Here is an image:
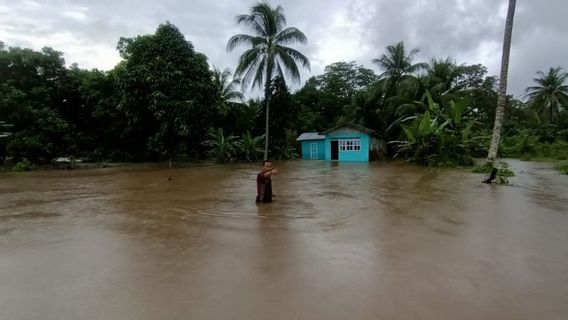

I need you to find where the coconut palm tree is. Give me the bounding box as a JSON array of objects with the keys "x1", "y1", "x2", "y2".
[
  {"x1": 227, "y1": 1, "x2": 310, "y2": 160},
  {"x1": 372, "y1": 41, "x2": 427, "y2": 97},
  {"x1": 486, "y1": 0, "x2": 516, "y2": 165},
  {"x1": 525, "y1": 67, "x2": 568, "y2": 123},
  {"x1": 212, "y1": 66, "x2": 244, "y2": 113},
  {"x1": 424, "y1": 57, "x2": 465, "y2": 98}
]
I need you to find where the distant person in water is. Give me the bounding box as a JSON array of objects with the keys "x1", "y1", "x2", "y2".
[{"x1": 256, "y1": 160, "x2": 278, "y2": 203}]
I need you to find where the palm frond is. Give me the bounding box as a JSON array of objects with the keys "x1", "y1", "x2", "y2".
[
  {"x1": 274, "y1": 27, "x2": 307, "y2": 45},
  {"x1": 226, "y1": 91, "x2": 245, "y2": 102},
  {"x1": 274, "y1": 62, "x2": 286, "y2": 83},
  {"x1": 227, "y1": 34, "x2": 265, "y2": 52},
  {"x1": 278, "y1": 46, "x2": 310, "y2": 69},
  {"x1": 251, "y1": 2, "x2": 283, "y2": 36},
  {"x1": 249, "y1": 56, "x2": 267, "y2": 90},
  {"x1": 276, "y1": 49, "x2": 301, "y2": 84},
  {"x1": 235, "y1": 48, "x2": 261, "y2": 76},
  {"x1": 273, "y1": 5, "x2": 286, "y2": 31},
  {"x1": 236, "y1": 14, "x2": 267, "y2": 37}
]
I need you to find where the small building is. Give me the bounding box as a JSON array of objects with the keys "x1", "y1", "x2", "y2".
[
  {"x1": 296, "y1": 132, "x2": 326, "y2": 160},
  {"x1": 297, "y1": 123, "x2": 378, "y2": 162}
]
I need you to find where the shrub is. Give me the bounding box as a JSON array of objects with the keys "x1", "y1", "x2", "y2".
[
  {"x1": 555, "y1": 161, "x2": 568, "y2": 175},
  {"x1": 473, "y1": 161, "x2": 515, "y2": 184},
  {"x1": 496, "y1": 162, "x2": 515, "y2": 184},
  {"x1": 13, "y1": 158, "x2": 34, "y2": 172}
]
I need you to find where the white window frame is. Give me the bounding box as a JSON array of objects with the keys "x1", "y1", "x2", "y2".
[
  {"x1": 338, "y1": 138, "x2": 361, "y2": 152},
  {"x1": 310, "y1": 143, "x2": 318, "y2": 159}
]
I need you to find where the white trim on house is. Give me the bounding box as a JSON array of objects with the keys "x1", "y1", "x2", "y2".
[
  {"x1": 310, "y1": 143, "x2": 318, "y2": 159},
  {"x1": 338, "y1": 138, "x2": 361, "y2": 152}
]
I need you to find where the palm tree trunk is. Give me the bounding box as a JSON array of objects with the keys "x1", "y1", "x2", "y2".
[
  {"x1": 486, "y1": 0, "x2": 516, "y2": 165},
  {"x1": 263, "y1": 61, "x2": 274, "y2": 161},
  {"x1": 264, "y1": 99, "x2": 270, "y2": 160}
]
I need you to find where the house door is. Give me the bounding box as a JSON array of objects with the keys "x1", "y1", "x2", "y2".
[
  {"x1": 330, "y1": 141, "x2": 339, "y2": 160},
  {"x1": 310, "y1": 143, "x2": 318, "y2": 159}
]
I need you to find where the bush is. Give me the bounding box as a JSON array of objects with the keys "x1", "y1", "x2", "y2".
[
  {"x1": 556, "y1": 129, "x2": 568, "y2": 142},
  {"x1": 502, "y1": 135, "x2": 568, "y2": 161},
  {"x1": 496, "y1": 162, "x2": 515, "y2": 184},
  {"x1": 472, "y1": 161, "x2": 515, "y2": 184},
  {"x1": 272, "y1": 129, "x2": 299, "y2": 160},
  {"x1": 13, "y1": 158, "x2": 34, "y2": 172},
  {"x1": 555, "y1": 161, "x2": 568, "y2": 175},
  {"x1": 527, "y1": 141, "x2": 568, "y2": 160}
]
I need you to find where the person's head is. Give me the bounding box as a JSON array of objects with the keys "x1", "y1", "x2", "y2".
[{"x1": 262, "y1": 160, "x2": 272, "y2": 172}]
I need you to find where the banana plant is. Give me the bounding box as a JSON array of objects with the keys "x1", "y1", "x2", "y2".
[
  {"x1": 390, "y1": 90, "x2": 478, "y2": 166},
  {"x1": 203, "y1": 128, "x2": 242, "y2": 163},
  {"x1": 240, "y1": 131, "x2": 264, "y2": 162}
]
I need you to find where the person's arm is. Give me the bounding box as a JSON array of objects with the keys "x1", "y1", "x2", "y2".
[{"x1": 263, "y1": 168, "x2": 278, "y2": 178}]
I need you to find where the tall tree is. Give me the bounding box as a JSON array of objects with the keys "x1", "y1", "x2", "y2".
[
  {"x1": 293, "y1": 61, "x2": 379, "y2": 131},
  {"x1": 372, "y1": 41, "x2": 426, "y2": 98},
  {"x1": 0, "y1": 47, "x2": 72, "y2": 162},
  {"x1": 524, "y1": 67, "x2": 568, "y2": 123},
  {"x1": 318, "y1": 61, "x2": 379, "y2": 99},
  {"x1": 227, "y1": 1, "x2": 310, "y2": 160},
  {"x1": 116, "y1": 22, "x2": 215, "y2": 165},
  {"x1": 486, "y1": 0, "x2": 516, "y2": 165}
]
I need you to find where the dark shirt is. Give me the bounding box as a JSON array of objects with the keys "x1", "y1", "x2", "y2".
[{"x1": 256, "y1": 171, "x2": 272, "y2": 203}]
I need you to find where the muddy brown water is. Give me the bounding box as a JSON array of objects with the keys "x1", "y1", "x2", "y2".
[{"x1": 1, "y1": 160, "x2": 567, "y2": 320}]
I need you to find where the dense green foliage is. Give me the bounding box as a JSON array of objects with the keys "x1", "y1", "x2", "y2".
[
  {"x1": 115, "y1": 22, "x2": 216, "y2": 163},
  {"x1": 390, "y1": 92, "x2": 479, "y2": 167},
  {"x1": 0, "y1": 8, "x2": 566, "y2": 170}
]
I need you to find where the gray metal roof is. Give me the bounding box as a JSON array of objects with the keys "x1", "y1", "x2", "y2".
[{"x1": 296, "y1": 132, "x2": 325, "y2": 141}]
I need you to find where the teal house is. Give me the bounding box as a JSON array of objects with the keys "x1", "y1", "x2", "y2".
[{"x1": 297, "y1": 123, "x2": 377, "y2": 162}]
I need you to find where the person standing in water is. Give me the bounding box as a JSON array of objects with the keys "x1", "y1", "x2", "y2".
[{"x1": 256, "y1": 160, "x2": 278, "y2": 203}]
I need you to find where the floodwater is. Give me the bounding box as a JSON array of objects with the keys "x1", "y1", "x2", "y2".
[{"x1": 1, "y1": 160, "x2": 567, "y2": 320}]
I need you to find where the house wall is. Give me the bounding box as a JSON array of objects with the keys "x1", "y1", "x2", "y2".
[
  {"x1": 369, "y1": 137, "x2": 387, "y2": 160},
  {"x1": 301, "y1": 140, "x2": 325, "y2": 160},
  {"x1": 325, "y1": 132, "x2": 370, "y2": 162}
]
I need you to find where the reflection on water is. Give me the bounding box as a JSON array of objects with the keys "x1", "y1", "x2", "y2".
[{"x1": 1, "y1": 160, "x2": 567, "y2": 319}]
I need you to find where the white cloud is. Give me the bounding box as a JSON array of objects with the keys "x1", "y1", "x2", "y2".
[
  {"x1": 0, "y1": 0, "x2": 566, "y2": 98},
  {"x1": 61, "y1": 7, "x2": 90, "y2": 22}
]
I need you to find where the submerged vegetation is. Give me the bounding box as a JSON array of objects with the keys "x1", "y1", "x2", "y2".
[
  {"x1": 473, "y1": 161, "x2": 515, "y2": 185},
  {"x1": 555, "y1": 162, "x2": 568, "y2": 175},
  {"x1": 0, "y1": 2, "x2": 566, "y2": 173}
]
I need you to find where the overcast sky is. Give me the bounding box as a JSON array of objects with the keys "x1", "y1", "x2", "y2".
[{"x1": 1, "y1": 0, "x2": 567, "y2": 98}]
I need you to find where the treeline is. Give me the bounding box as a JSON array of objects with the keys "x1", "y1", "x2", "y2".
[{"x1": 1, "y1": 22, "x2": 567, "y2": 168}]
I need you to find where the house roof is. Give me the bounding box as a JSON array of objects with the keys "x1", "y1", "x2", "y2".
[
  {"x1": 296, "y1": 132, "x2": 325, "y2": 141},
  {"x1": 322, "y1": 123, "x2": 376, "y2": 135}
]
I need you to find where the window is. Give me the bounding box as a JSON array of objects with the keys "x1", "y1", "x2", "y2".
[{"x1": 338, "y1": 138, "x2": 361, "y2": 152}]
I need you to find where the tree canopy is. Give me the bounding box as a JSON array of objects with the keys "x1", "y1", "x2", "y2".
[{"x1": 0, "y1": 14, "x2": 566, "y2": 168}]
